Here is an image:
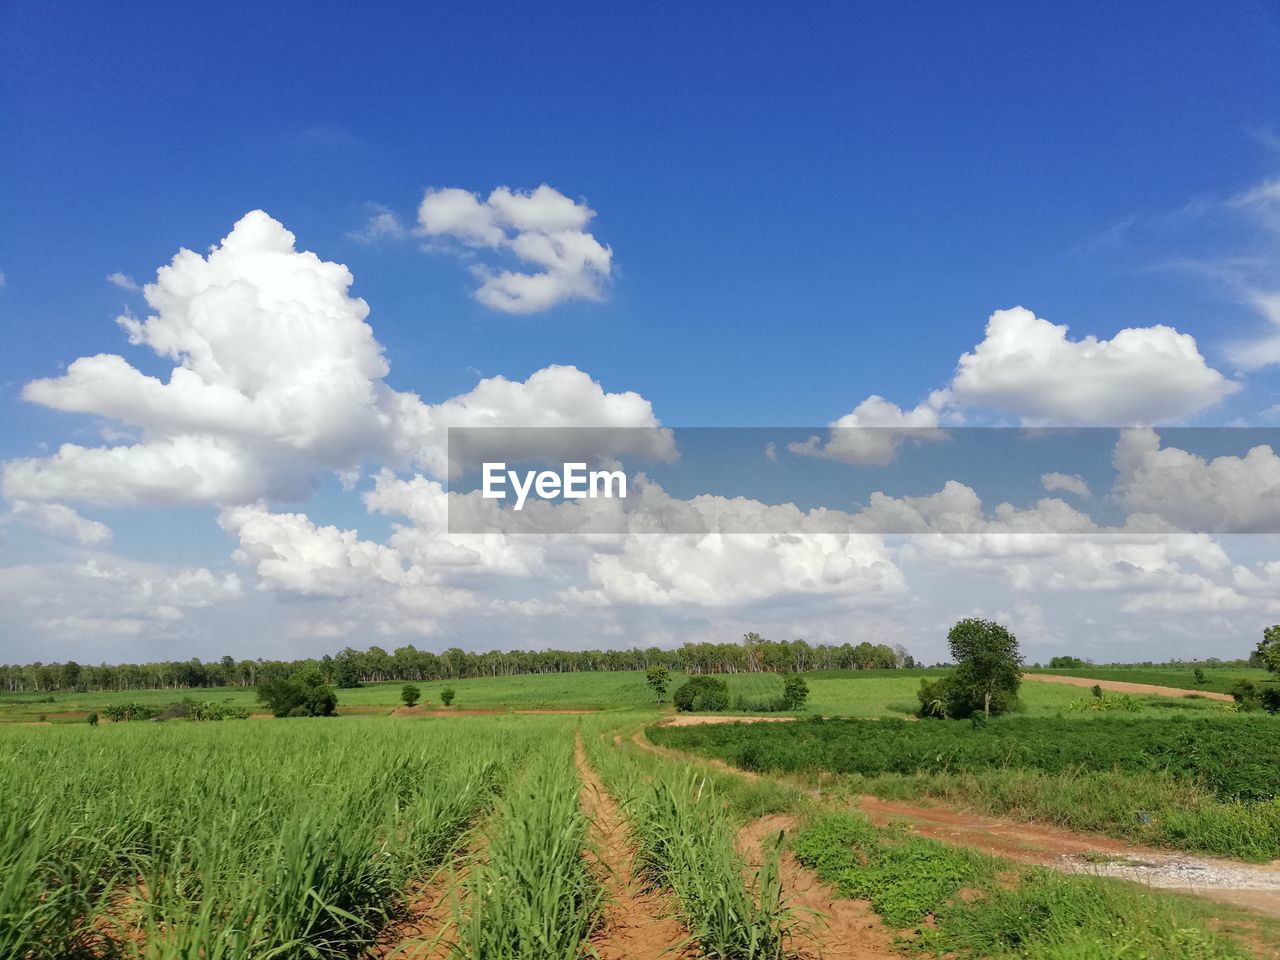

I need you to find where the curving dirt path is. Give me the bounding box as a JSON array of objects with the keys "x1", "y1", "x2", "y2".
[
  {"x1": 1023, "y1": 673, "x2": 1234, "y2": 701},
  {"x1": 737, "y1": 814, "x2": 898, "y2": 960},
  {"x1": 574, "y1": 738, "x2": 697, "y2": 960},
  {"x1": 631, "y1": 723, "x2": 1280, "y2": 920}
]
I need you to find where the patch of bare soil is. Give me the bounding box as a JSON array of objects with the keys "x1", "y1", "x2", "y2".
[
  {"x1": 368, "y1": 831, "x2": 489, "y2": 959},
  {"x1": 574, "y1": 737, "x2": 696, "y2": 960},
  {"x1": 853, "y1": 795, "x2": 1280, "y2": 919},
  {"x1": 1023, "y1": 673, "x2": 1234, "y2": 701},
  {"x1": 736, "y1": 814, "x2": 899, "y2": 960},
  {"x1": 366, "y1": 866, "x2": 456, "y2": 960},
  {"x1": 662, "y1": 715, "x2": 799, "y2": 727}
]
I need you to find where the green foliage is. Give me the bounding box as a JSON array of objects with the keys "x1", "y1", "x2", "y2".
[
  {"x1": 1194, "y1": 667, "x2": 1207, "y2": 684},
  {"x1": 400, "y1": 683, "x2": 421, "y2": 707},
  {"x1": 781, "y1": 676, "x2": 809, "y2": 710},
  {"x1": 946, "y1": 618, "x2": 1023, "y2": 719},
  {"x1": 86, "y1": 712, "x2": 97, "y2": 726},
  {"x1": 919, "y1": 869, "x2": 1249, "y2": 959},
  {"x1": 792, "y1": 812, "x2": 988, "y2": 927},
  {"x1": 1231, "y1": 679, "x2": 1280, "y2": 714},
  {"x1": 440, "y1": 686, "x2": 456, "y2": 707},
  {"x1": 1047, "y1": 655, "x2": 1087, "y2": 668},
  {"x1": 256, "y1": 667, "x2": 338, "y2": 718},
  {"x1": 645, "y1": 664, "x2": 671, "y2": 702},
  {"x1": 587, "y1": 739, "x2": 791, "y2": 959},
  {"x1": 651, "y1": 714, "x2": 1280, "y2": 802},
  {"x1": 0, "y1": 715, "x2": 536, "y2": 958},
  {"x1": 917, "y1": 674, "x2": 1020, "y2": 720},
  {"x1": 454, "y1": 747, "x2": 600, "y2": 960},
  {"x1": 1256, "y1": 624, "x2": 1280, "y2": 675},
  {"x1": 673, "y1": 675, "x2": 730, "y2": 712},
  {"x1": 102, "y1": 701, "x2": 160, "y2": 722},
  {"x1": 793, "y1": 815, "x2": 1251, "y2": 956}
]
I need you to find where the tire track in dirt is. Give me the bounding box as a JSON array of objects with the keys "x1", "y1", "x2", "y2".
[
  {"x1": 736, "y1": 814, "x2": 899, "y2": 960},
  {"x1": 367, "y1": 831, "x2": 488, "y2": 959},
  {"x1": 574, "y1": 736, "x2": 697, "y2": 960}
]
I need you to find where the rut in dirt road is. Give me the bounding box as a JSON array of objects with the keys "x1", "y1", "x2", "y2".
[
  {"x1": 736, "y1": 814, "x2": 899, "y2": 960},
  {"x1": 574, "y1": 737, "x2": 698, "y2": 960}
]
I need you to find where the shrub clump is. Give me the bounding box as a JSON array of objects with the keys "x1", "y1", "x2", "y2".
[
  {"x1": 673, "y1": 675, "x2": 730, "y2": 712},
  {"x1": 257, "y1": 667, "x2": 338, "y2": 718}
]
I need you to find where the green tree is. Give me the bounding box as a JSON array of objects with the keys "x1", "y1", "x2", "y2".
[
  {"x1": 645, "y1": 665, "x2": 671, "y2": 703},
  {"x1": 948, "y1": 618, "x2": 1023, "y2": 719},
  {"x1": 1255, "y1": 625, "x2": 1280, "y2": 675},
  {"x1": 333, "y1": 649, "x2": 363, "y2": 688},
  {"x1": 781, "y1": 676, "x2": 809, "y2": 710},
  {"x1": 256, "y1": 667, "x2": 338, "y2": 718},
  {"x1": 441, "y1": 687, "x2": 456, "y2": 707},
  {"x1": 401, "y1": 683, "x2": 421, "y2": 707}
]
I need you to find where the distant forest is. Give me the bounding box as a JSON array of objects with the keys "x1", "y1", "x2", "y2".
[{"x1": 0, "y1": 635, "x2": 916, "y2": 693}]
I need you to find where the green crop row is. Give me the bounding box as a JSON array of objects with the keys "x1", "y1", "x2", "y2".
[
  {"x1": 452, "y1": 741, "x2": 601, "y2": 960},
  {"x1": 585, "y1": 733, "x2": 792, "y2": 960},
  {"x1": 0, "y1": 717, "x2": 545, "y2": 959}
]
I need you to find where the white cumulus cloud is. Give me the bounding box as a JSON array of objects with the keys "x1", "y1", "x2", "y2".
[
  {"x1": 950, "y1": 307, "x2": 1237, "y2": 425},
  {"x1": 4, "y1": 211, "x2": 665, "y2": 507},
  {"x1": 417, "y1": 185, "x2": 612, "y2": 313}
]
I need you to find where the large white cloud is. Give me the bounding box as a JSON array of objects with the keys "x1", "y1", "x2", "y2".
[
  {"x1": 949, "y1": 307, "x2": 1237, "y2": 424},
  {"x1": 4, "y1": 211, "x2": 666, "y2": 507},
  {"x1": 417, "y1": 185, "x2": 613, "y2": 313},
  {"x1": 1113, "y1": 428, "x2": 1280, "y2": 533}
]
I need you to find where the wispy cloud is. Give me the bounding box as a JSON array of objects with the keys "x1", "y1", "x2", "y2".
[{"x1": 107, "y1": 272, "x2": 140, "y2": 291}]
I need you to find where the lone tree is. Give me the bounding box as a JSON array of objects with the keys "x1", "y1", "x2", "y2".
[
  {"x1": 645, "y1": 665, "x2": 671, "y2": 703},
  {"x1": 401, "y1": 684, "x2": 421, "y2": 708},
  {"x1": 782, "y1": 675, "x2": 809, "y2": 710},
  {"x1": 441, "y1": 687, "x2": 456, "y2": 707},
  {"x1": 949, "y1": 618, "x2": 1023, "y2": 720},
  {"x1": 918, "y1": 618, "x2": 1023, "y2": 720}
]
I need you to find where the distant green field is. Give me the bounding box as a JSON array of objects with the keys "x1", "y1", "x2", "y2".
[
  {"x1": 3, "y1": 666, "x2": 1254, "y2": 723},
  {"x1": 1032, "y1": 666, "x2": 1274, "y2": 695}
]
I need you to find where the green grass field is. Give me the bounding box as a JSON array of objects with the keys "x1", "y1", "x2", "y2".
[
  {"x1": 2, "y1": 685, "x2": 1277, "y2": 958},
  {"x1": 0, "y1": 666, "x2": 1253, "y2": 723}
]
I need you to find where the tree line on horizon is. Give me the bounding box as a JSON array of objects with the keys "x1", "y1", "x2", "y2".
[{"x1": 0, "y1": 634, "x2": 916, "y2": 694}]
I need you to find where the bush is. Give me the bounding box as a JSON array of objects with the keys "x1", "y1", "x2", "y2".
[
  {"x1": 87, "y1": 712, "x2": 98, "y2": 726},
  {"x1": 917, "y1": 675, "x2": 1020, "y2": 720},
  {"x1": 1048, "y1": 655, "x2": 1087, "y2": 669},
  {"x1": 441, "y1": 687, "x2": 456, "y2": 707},
  {"x1": 401, "y1": 684, "x2": 421, "y2": 707},
  {"x1": 672, "y1": 675, "x2": 730, "y2": 712},
  {"x1": 257, "y1": 667, "x2": 338, "y2": 718},
  {"x1": 782, "y1": 676, "x2": 809, "y2": 710}
]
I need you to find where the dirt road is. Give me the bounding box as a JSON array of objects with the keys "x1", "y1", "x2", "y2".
[{"x1": 1023, "y1": 673, "x2": 1234, "y2": 701}]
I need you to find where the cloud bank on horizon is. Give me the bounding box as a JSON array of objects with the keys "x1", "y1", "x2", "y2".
[{"x1": 3, "y1": 192, "x2": 1280, "y2": 666}]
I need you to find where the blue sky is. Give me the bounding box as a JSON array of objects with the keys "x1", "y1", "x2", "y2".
[{"x1": 2, "y1": 2, "x2": 1280, "y2": 665}]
